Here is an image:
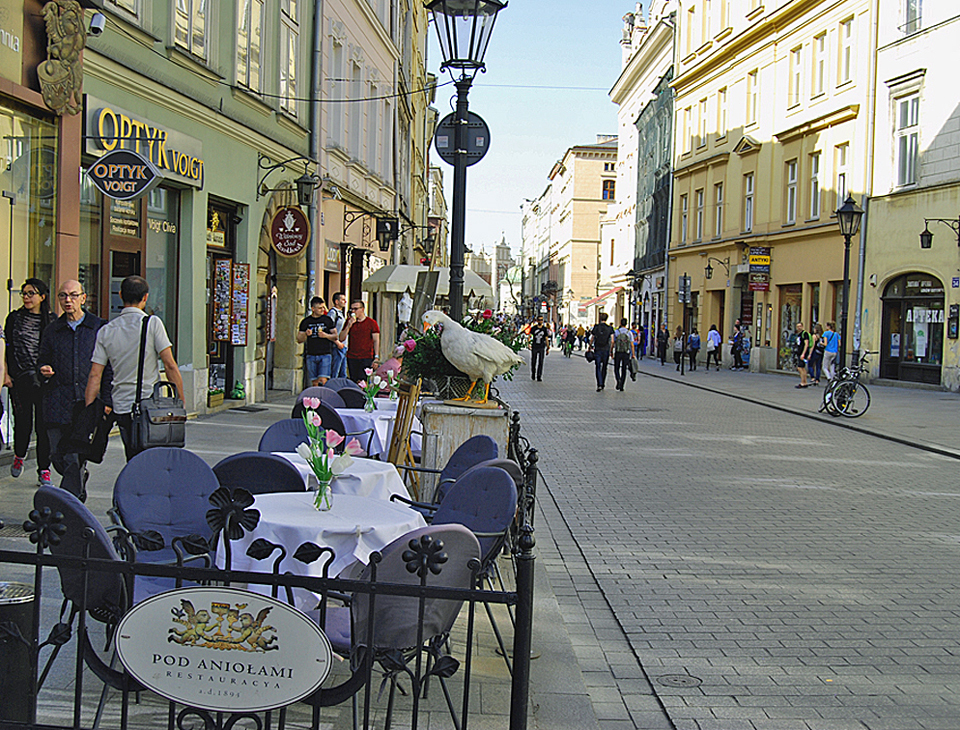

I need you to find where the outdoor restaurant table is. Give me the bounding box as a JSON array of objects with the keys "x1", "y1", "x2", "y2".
[
  {"x1": 337, "y1": 402, "x2": 423, "y2": 460},
  {"x1": 273, "y1": 453, "x2": 410, "y2": 500},
  {"x1": 216, "y1": 492, "x2": 427, "y2": 610}
]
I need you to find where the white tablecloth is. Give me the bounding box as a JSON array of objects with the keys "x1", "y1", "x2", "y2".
[
  {"x1": 273, "y1": 453, "x2": 409, "y2": 500},
  {"x1": 338, "y1": 405, "x2": 423, "y2": 460},
  {"x1": 216, "y1": 492, "x2": 427, "y2": 609}
]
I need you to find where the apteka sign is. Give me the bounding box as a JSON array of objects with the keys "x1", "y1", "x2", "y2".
[{"x1": 88, "y1": 149, "x2": 161, "y2": 201}]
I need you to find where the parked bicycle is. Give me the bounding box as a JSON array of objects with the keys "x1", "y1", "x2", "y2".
[
  {"x1": 562, "y1": 340, "x2": 573, "y2": 358},
  {"x1": 820, "y1": 351, "x2": 873, "y2": 418}
]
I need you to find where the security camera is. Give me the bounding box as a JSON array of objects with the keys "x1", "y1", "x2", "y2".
[{"x1": 89, "y1": 12, "x2": 106, "y2": 37}]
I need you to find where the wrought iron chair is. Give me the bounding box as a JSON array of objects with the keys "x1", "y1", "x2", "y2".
[
  {"x1": 257, "y1": 417, "x2": 309, "y2": 452},
  {"x1": 292, "y1": 385, "x2": 346, "y2": 417},
  {"x1": 213, "y1": 451, "x2": 306, "y2": 494},
  {"x1": 109, "y1": 448, "x2": 220, "y2": 575}
]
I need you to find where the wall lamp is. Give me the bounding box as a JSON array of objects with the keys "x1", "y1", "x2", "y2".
[
  {"x1": 257, "y1": 154, "x2": 319, "y2": 206},
  {"x1": 343, "y1": 210, "x2": 399, "y2": 252},
  {"x1": 704, "y1": 257, "x2": 730, "y2": 279},
  {"x1": 919, "y1": 217, "x2": 960, "y2": 249}
]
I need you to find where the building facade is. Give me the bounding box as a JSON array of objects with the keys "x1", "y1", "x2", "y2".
[
  {"x1": 862, "y1": 0, "x2": 960, "y2": 390},
  {"x1": 669, "y1": 0, "x2": 873, "y2": 370}
]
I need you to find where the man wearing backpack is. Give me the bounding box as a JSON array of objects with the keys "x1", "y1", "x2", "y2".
[{"x1": 612, "y1": 318, "x2": 633, "y2": 391}]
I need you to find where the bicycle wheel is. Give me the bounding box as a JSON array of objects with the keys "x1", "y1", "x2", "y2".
[
  {"x1": 820, "y1": 380, "x2": 842, "y2": 416},
  {"x1": 836, "y1": 381, "x2": 871, "y2": 418}
]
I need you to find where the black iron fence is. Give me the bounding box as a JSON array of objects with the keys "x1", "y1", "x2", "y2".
[{"x1": 0, "y1": 419, "x2": 539, "y2": 730}]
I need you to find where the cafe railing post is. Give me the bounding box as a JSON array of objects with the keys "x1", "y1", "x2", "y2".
[
  {"x1": 523, "y1": 449, "x2": 538, "y2": 528},
  {"x1": 509, "y1": 525, "x2": 535, "y2": 730}
]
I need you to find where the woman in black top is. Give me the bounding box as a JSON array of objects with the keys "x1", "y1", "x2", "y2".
[{"x1": 5, "y1": 278, "x2": 54, "y2": 484}]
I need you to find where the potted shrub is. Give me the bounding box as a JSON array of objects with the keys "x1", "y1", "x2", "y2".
[{"x1": 207, "y1": 387, "x2": 224, "y2": 408}]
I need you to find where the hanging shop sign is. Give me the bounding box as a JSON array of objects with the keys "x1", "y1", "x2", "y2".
[
  {"x1": 324, "y1": 239, "x2": 342, "y2": 273},
  {"x1": 0, "y1": 0, "x2": 23, "y2": 85},
  {"x1": 85, "y1": 97, "x2": 204, "y2": 189},
  {"x1": 270, "y1": 206, "x2": 311, "y2": 258},
  {"x1": 88, "y1": 149, "x2": 162, "y2": 201},
  {"x1": 115, "y1": 586, "x2": 332, "y2": 714}
]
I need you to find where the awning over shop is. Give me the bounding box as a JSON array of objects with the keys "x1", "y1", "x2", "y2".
[
  {"x1": 578, "y1": 286, "x2": 624, "y2": 310},
  {"x1": 361, "y1": 265, "x2": 494, "y2": 299}
]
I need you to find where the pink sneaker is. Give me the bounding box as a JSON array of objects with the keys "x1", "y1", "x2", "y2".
[
  {"x1": 10, "y1": 456, "x2": 23, "y2": 477},
  {"x1": 38, "y1": 469, "x2": 53, "y2": 487}
]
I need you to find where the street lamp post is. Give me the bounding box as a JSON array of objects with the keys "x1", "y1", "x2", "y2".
[
  {"x1": 834, "y1": 195, "x2": 864, "y2": 371},
  {"x1": 427, "y1": 0, "x2": 506, "y2": 322}
]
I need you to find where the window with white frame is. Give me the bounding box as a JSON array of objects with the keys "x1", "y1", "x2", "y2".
[
  {"x1": 789, "y1": 47, "x2": 802, "y2": 107},
  {"x1": 382, "y1": 99, "x2": 392, "y2": 180},
  {"x1": 785, "y1": 159, "x2": 797, "y2": 224},
  {"x1": 106, "y1": 0, "x2": 138, "y2": 15},
  {"x1": 746, "y1": 69, "x2": 758, "y2": 125},
  {"x1": 237, "y1": 0, "x2": 262, "y2": 92},
  {"x1": 175, "y1": 0, "x2": 206, "y2": 59},
  {"x1": 280, "y1": 0, "x2": 300, "y2": 115},
  {"x1": 680, "y1": 194, "x2": 689, "y2": 242},
  {"x1": 809, "y1": 152, "x2": 821, "y2": 219},
  {"x1": 695, "y1": 188, "x2": 704, "y2": 240},
  {"x1": 703, "y1": 0, "x2": 712, "y2": 42},
  {"x1": 349, "y1": 61, "x2": 363, "y2": 156},
  {"x1": 904, "y1": 0, "x2": 921, "y2": 34},
  {"x1": 366, "y1": 81, "x2": 379, "y2": 171},
  {"x1": 330, "y1": 38, "x2": 344, "y2": 146},
  {"x1": 683, "y1": 106, "x2": 693, "y2": 153},
  {"x1": 714, "y1": 182, "x2": 724, "y2": 237},
  {"x1": 812, "y1": 32, "x2": 826, "y2": 97},
  {"x1": 839, "y1": 17, "x2": 854, "y2": 84},
  {"x1": 717, "y1": 87, "x2": 727, "y2": 139},
  {"x1": 835, "y1": 143, "x2": 849, "y2": 202},
  {"x1": 698, "y1": 98, "x2": 708, "y2": 147},
  {"x1": 686, "y1": 6, "x2": 696, "y2": 54},
  {"x1": 743, "y1": 173, "x2": 754, "y2": 232},
  {"x1": 896, "y1": 94, "x2": 919, "y2": 186}
]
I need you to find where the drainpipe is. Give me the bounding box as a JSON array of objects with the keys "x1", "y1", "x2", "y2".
[
  {"x1": 853, "y1": 0, "x2": 880, "y2": 364},
  {"x1": 308, "y1": 0, "x2": 325, "y2": 299}
]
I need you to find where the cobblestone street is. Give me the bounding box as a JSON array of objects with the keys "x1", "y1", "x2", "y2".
[{"x1": 501, "y1": 350, "x2": 960, "y2": 730}]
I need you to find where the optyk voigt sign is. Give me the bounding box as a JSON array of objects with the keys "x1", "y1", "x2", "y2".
[
  {"x1": 88, "y1": 149, "x2": 161, "y2": 201},
  {"x1": 115, "y1": 587, "x2": 333, "y2": 713}
]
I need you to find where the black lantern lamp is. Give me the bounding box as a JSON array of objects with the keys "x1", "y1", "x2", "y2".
[
  {"x1": 427, "y1": 0, "x2": 506, "y2": 77},
  {"x1": 918, "y1": 217, "x2": 960, "y2": 248},
  {"x1": 703, "y1": 257, "x2": 730, "y2": 280},
  {"x1": 295, "y1": 171, "x2": 321, "y2": 207},
  {"x1": 833, "y1": 194, "x2": 865, "y2": 371},
  {"x1": 427, "y1": 0, "x2": 506, "y2": 322}
]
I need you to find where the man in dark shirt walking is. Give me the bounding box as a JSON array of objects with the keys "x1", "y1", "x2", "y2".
[
  {"x1": 297, "y1": 297, "x2": 338, "y2": 386},
  {"x1": 38, "y1": 280, "x2": 112, "y2": 500},
  {"x1": 529, "y1": 315, "x2": 550, "y2": 381},
  {"x1": 588, "y1": 312, "x2": 615, "y2": 392}
]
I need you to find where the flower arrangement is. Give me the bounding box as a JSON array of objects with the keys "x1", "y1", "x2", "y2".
[
  {"x1": 357, "y1": 369, "x2": 387, "y2": 411},
  {"x1": 298, "y1": 397, "x2": 363, "y2": 510},
  {"x1": 384, "y1": 368, "x2": 401, "y2": 400},
  {"x1": 400, "y1": 311, "x2": 525, "y2": 384}
]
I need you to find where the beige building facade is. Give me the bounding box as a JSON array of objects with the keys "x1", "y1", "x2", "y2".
[{"x1": 670, "y1": 0, "x2": 873, "y2": 370}]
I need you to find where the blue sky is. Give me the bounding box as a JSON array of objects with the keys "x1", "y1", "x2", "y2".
[{"x1": 426, "y1": 2, "x2": 628, "y2": 259}]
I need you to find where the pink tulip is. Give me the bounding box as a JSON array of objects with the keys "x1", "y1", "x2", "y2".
[
  {"x1": 325, "y1": 429, "x2": 344, "y2": 447},
  {"x1": 327, "y1": 447, "x2": 335, "y2": 461},
  {"x1": 364, "y1": 367, "x2": 374, "y2": 376},
  {"x1": 344, "y1": 438, "x2": 363, "y2": 456},
  {"x1": 404, "y1": 339, "x2": 417, "y2": 352},
  {"x1": 303, "y1": 396, "x2": 321, "y2": 409},
  {"x1": 358, "y1": 380, "x2": 367, "y2": 388},
  {"x1": 308, "y1": 412, "x2": 322, "y2": 428}
]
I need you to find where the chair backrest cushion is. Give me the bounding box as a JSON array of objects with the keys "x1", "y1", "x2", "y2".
[
  {"x1": 337, "y1": 388, "x2": 367, "y2": 409},
  {"x1": 352, "y1": 524, "x2": 480, "y2": 652},
  {"x1": 214, "y1": 451, "x2": 306, "y2": 494},
  {"x1": 439, "y1": 435, "x2": 498, "y2": 485},
  {"x1": 293, "y1": 387, "x2": 346, "y2": 417},
  {"x1": 34, "y1": 487, "x2": 126, "y2": 619},
  {"x1": 326, "y1": 377, "x2": 363, "y2": 393},
  {"x1": 435, "y1": 456, "x2": 522, "y2": 504},
  {"x1": 317, "y1": 402, "x2": 346, "y2": 438},
  {"x1": 113, "y1": 448, "x2": 220, "y2": 564},
  {"x1": 258, "y1": 418, "x2": 310, "y2": 452},
  {"x1": 431, "y1": 466, "x2": 517, "y2": 561}
]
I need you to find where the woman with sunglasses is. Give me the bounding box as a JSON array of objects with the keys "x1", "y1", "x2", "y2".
[{"x1": 4, "y1": 278, "x2": 55, "y2": 485}]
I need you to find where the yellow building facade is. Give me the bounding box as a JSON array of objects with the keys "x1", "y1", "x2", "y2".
[{"x1": 669, "y1": 0, "x2": 873, "y2": 370}]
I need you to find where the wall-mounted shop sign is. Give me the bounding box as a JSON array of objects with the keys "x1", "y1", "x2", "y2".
[
  {"x1": 88, "y1": 149, "x2": 161, "y2": 201},
  {"x1": 85, "y1": 96, "x2": 204, "y2": 189},
  {"x1": 0, "y1": 0, "x2": 24, "y2": 85},
  {"x1": 270, "y1": 207, "x2": 310, "y2": 257},
  {"x1": 324, "y1": 239, "x2": 342, "y2": 273},
  {"x1": 115, "y1": 586, "x2": 332, "y2": 713}
]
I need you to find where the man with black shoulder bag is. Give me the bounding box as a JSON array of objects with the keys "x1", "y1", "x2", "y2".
[{"x1": 84, "y1": 275, "x2": 185, "y2": 461}]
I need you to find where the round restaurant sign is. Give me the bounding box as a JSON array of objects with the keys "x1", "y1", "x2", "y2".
[
  {"x1": 115, "y1": 586, "x2": 333, "y2": 713},
  {"x1": 270, "y1": 206, "x2": 311, "y2": 257}
]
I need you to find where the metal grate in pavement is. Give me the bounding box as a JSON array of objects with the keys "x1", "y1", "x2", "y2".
[
  {"x1": 0, "y1": 523, "x2": 27, "y2": 538},
  {"x1": 229, "y1": 405, "x2": 269, "y2": 413}
]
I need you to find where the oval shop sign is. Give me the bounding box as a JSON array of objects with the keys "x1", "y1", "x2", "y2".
[
  {"x1": 270, "y1": 206, "x2": 311, "y2": 257},
  {"x1": 115, "y1": 586, "x2": 333, "y2": 714},
  {"x1": 88, "y1": 149, "x2": 162, "y2": 201}
]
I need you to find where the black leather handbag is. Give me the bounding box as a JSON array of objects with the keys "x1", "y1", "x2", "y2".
[{"x1": 131, "y1": 315, "x2": 186, "y2": 453}]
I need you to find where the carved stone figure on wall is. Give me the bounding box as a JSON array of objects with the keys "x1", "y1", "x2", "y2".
[{"x1": 38, "y1": 0, "x2": 86, "y2": 116}]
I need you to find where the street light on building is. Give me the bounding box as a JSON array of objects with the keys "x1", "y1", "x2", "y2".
[
  {"x1": 427, "y1": 0, "x2": 506, "y2": 321},
  {"x1": 834, "y1": 194, "x2": 864, "y2": 371}
]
